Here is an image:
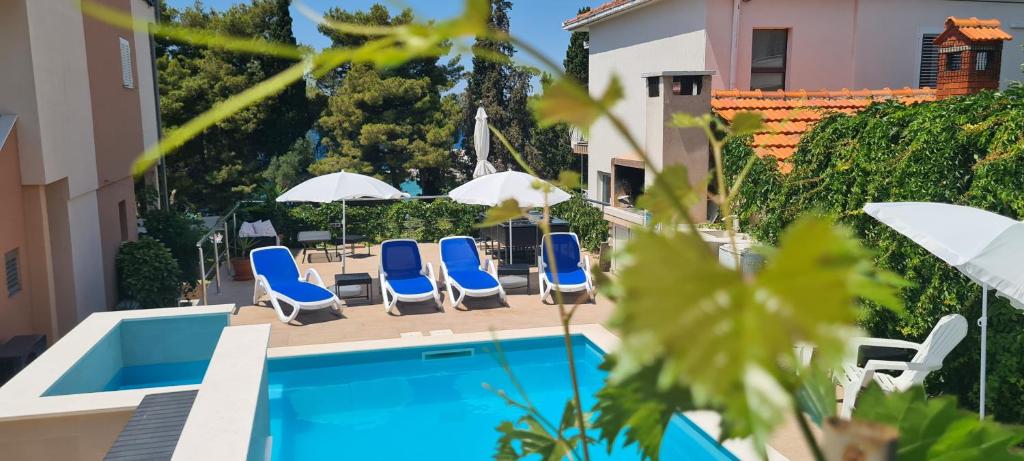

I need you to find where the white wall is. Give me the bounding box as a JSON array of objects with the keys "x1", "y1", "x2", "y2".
[
  {"x1": 68, "y1": 191, "x2": 108, "y2": 320},
  {"x1": 586, "y1": 0, "x2": 709, "y2": 200},
  {"x1": 131, "y1": 0, "x2": 159, "y2": 153},
  {"x1": 853, "y1": 0, "x2": 1024, "y2": 89}
]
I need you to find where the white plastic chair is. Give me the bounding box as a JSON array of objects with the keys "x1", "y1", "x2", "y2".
[
  {"x1": 438, "y1": 236, "x2": 506, "y2": 308},
  {"x1": 839, "y1": 313, "x2": 968, "y2": 418},
  {"x1": 379, "y1": 239, "x2": 442, "y2": 314}
]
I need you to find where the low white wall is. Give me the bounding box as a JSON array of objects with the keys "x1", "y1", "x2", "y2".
[{"x1": 172, "y1": 324, "x2": 271, "y2": 461}]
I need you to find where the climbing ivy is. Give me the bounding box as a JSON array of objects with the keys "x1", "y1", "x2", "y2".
[{"x1": 726, "y1": 85, "x2": 1024, "y2": 422}]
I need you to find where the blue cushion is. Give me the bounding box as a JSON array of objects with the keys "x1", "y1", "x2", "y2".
[
  {"x1": 382, "y1": 241, "x2": 424, "y2": 279},
  {"x1": 545, "y1": 268, "x2": 588, "y2": 286},
  {"x1": 273, "y1": 281, "x2": 334, "y2": 303},
  {"x1": 542, "y1": 234, "x2": 582, "y2": 272},
  {"x1": 448, "y1": 269, "x2": 498, "y2": 291},
  {"x1": 252, "y1": 248, "x2": 300, "y2": 283},
  {"x1": 388, "y1": 275, "x2": 434, "y2": 296},
  {"x1": 441, "y1": 238, "x2": 480, "y2": 272}
]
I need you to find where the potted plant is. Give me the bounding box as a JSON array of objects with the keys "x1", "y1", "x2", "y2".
[{"x1": 231, "y1": 237, "x2": 257, "y2": 281}]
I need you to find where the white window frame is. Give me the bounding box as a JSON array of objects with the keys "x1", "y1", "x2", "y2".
[{"x1": 119, "y1": 37, "x2": 134, "y2": 89}]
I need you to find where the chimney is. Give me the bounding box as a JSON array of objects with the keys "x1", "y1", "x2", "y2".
[{"x1": 934, "y1": 17, "x2": 1013, "y2": 98}]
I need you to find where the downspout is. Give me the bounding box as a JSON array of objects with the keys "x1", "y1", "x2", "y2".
[
  {"x1": 147, "y1": 0, "x2": 170, "y2": 210},
  {"x1": 728, "y1": 0, "x2": 741, "y2": 89}
]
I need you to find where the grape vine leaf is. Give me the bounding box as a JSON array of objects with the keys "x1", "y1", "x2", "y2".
[{"x1": 854, "y1": 385, "x2": 1024, "y2": 461}]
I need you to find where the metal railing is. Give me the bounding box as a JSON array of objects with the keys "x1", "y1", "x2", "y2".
[{"x1": 196, "y1": 202, "x2": 241, "y2": 305}]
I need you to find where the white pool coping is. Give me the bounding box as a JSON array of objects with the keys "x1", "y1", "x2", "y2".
[
  {"x1": 0, "y1": 305, "x2": 234, "y2": 421},
  {"x1": 267, "y1": 324, "x2": 787, "y2": 461},
  {"x1": 173, "y1": 324, "x2": 271, "y2": 461}
]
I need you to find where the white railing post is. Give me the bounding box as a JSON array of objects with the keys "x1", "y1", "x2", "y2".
[{"x1": 198, "y1": 245, "x2": 207, "y2": 305}]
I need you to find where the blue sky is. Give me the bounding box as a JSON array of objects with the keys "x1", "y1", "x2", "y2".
[{"x1": 165, "y1": 0, "x2": 600, "y2": 89}]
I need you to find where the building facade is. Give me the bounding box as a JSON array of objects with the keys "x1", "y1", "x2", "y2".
[
  {"x1": 0, "y1": 0, "x2": 159, "y2": 343},
  {"x1": 564, "y1": 0, "x2": 1024, "y2": 262}
]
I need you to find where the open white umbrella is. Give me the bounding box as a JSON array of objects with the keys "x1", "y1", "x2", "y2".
[
  {"x1": 449, "y1": 170, "x2": 571, "y2": 263},
  {"x1": 278, "y1": 171, "x2": 406, "y2": 272},
  {"x1": 864, "y1": 202, "x2": 1024, "y2": 418},
  {"x1": 472, "y1": 107, "x2": 496, "y2": 179}
]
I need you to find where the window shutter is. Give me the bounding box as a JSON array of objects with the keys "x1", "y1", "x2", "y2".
[
  {"x1": 5, "y1": 249, "x2": 20, "y2": 297},
  {"x1": 119, "y1": 37, "x2": 134, "y2": 89},
  {"x1": 918, "y1": 34, "x2": 939, "y2": 88}
]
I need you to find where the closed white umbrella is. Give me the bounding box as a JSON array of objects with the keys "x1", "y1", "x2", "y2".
[
  {"x1": 472, "y1": 107, "x2": 496, "y2": 179},
  {"x1": 449, "y1": 170, "x2": 571, "y2": 263},
  {"x1": 864, "y1": 202, "x2": 1024, "y2": 418},
  {"x1": 278, "y1": 171, "x2": 406, "y2": 272}
]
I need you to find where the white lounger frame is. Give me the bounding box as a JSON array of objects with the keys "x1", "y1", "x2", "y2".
[
  {"x1": 250, "y1": 246, "x2": 342, "y2": 323},
  {"x1": 537, "y1": 232, "x2": 595, "y2": 303},
  {"x1": 379, "y1": 239, "x2": 443, "y2": 314},
  {"x1": 438, "y1": 236, "x2": 507, "y2": 308}
]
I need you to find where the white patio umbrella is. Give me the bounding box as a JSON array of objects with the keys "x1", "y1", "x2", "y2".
[
  {"x1": 449, "y1": 170, "x2": 571, "y2": 263},
  {"x1": 864, "y1": 202, "x2": 1024, "y2": 418},
  {"x1": 278, "y1": 171, "x2": 406, "y2": 272},
  {"x1": 472, "y1": 107, "x2": 496, "y2": 179}
]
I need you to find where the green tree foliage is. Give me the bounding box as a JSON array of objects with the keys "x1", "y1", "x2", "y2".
[
  {"x1": 311, "y1": 5, "x2": 462, "y2": 194},
  {"x1": 726, "y1": 86, "x2": 1024, "y2": 422},
  {"x1": 140, "y1": 208, "x2": 206, "y2": 291},
  {"x1": 563, "y1": 7, "x2": 590, "y2": 87},
  {"x1": 157, "y1": 0, "x2": 317, "y2": 211},
  {"x1": 551, "y1": 193, "x2": 608, "y2": 252},
  {"x1": 459, "y1": 0, "x2": 535, "y2": 175},
  {"x1": 263, "y1": 135, "x2": 314, "y2": 190},
  {"x1": 116, "y1": 237, "x2": 182, "y2": 309}
]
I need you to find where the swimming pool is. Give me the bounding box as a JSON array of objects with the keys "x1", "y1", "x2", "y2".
[
  {"x1": 267, "y1": 335, "x2": 735, "y2": 460},
  {"x1": 43, "y1": 314, "x2": 226, "y2": 396}
]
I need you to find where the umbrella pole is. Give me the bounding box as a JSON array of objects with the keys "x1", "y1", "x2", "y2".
[
  {"x1": 980, "y1": 284, "x2": 988, "y2": 419},
  {"x1": 508, "y1": 219, "x2": 513, "y2": 264},
  {"x1": 342, "y1": 199, "x2": 347, "y2": 274}
]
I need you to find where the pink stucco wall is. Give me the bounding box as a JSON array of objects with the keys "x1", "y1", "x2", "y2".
[{"x1": 704, "y1": 0, "x2": 1024, "y2": 91}]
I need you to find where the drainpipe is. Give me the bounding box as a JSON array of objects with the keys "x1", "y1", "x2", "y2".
[
  {"x1": 147, "y1": 0, "x2": 170, "y2": 210},
  {"x1": 728, "y1": 0, "x2": 741, "y2": 89}
]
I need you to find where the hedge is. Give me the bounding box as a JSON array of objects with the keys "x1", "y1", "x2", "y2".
[
  {"x1": 725, "y1": 85, "x2": 1024, "y2": 422},
  {"x1": 240, "y1": 195, "x2": 609, "y2": 252},
  {"x1": 116, "y1": 238, "x2": 182, "y2": 309}
]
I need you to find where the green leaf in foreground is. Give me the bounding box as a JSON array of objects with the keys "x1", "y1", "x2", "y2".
[
  {"x1": 532, "y1": 76, "x2": 622, "y2": 132},
  {"x1": 495, "y1": 401, "x2": 582, "y2": 461},
  {"x1": 854, "y1": 385, "x2": 1024, "y2": 461},
  {"x1": 593, "y1": 357, "x2": 699, "y2": 461},
  {"x1": 606, "y1": 216, "x2": 905, "y2": 456},
  {"x1": 478, "y1": 199, "x2": 525, "y2": 228},
  {"x1": 728, "y1": 111, "x2": 764, "y2": 137},
  {"x1": 635, "y1": 165, "x2": 698, "y2": 226}
]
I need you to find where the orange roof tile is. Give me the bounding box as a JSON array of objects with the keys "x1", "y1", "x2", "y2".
[
  {"x1": 563, "y1": 0, "x2": 639, "y2": 28},
  {"x1": 712, "y1": 87, "x2": 937, "y2": 172},
  {"x1": 936, "y1": 17, "x2": 1013, "y2": 43}
]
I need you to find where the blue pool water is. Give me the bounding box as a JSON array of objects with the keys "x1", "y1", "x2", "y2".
[
  {"x1": 103, "y1": 359, "x2": 210, "y2": 391},
  {"x1": 267, "y1": 336, "x2": 735, "y2": 460}
]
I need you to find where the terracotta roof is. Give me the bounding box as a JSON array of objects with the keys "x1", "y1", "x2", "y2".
[
  {"x1": 563, "y1": 0, "x2": 652, "y2": 29},
  {"x1": 936, "y1": 17, "x2": 1013, "y2": 43},
  {"x1": 712, "y1": 87, "x2": 937, "y2": 172}
]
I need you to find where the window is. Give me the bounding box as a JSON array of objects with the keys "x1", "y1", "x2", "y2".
[
  {"x1": 598, "y1": 171, "x2": 611, "y2": 204},
  {"x1": 751, "y1": 29, "x2": 788, "y2": 91},
  {"x1": 118, "y1": 200, "x2": 129, "y2": 241},
  {"x1": 976, "y1": 50, "x2": 989, "y2": 71},
  {"x1": 646, "y1": 77, "x2": 660, "y2": 98},
  {"x1": 946, "y1": 51, "x2": 962, "y2": 71},
  {"x1": 672, "y1": 76, "x2": 702, "y2": 96},
  {"x1": 119, "y1": 37, "x2": 134, "y2": 89},
  {"x1": 918, "y1": 33, "x2": 940, "y2": 88},
  {"x1": 5, "y1": 249, "x2": 20, "y2": 298}
]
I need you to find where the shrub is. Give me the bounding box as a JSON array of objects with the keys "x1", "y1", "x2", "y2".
[
  {"x1": 116, "y1": 238, "x2": 182, "y2": 309},
  {"x1": 552, "y1": 193, "x2": 609, "y2": 252},
  {"x1": 726, "y1": 86, "x2": 1024, "y2": 422},
  {"x1": 141, "y1": 208, "x2": 206, "y2": 290}
]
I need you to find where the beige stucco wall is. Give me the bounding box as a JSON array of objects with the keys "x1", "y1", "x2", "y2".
[
  {"x1": 0, "y1": 122, "x2": 36, "y2": 343},
  {"x1": 97, "y1": 178, "x2": 139, "y2": 308},
  {"x1": 0, "y1": 410, "x2": 131, "y2": 461}
]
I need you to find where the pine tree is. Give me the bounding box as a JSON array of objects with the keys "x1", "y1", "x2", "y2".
[
  {"x1": 312, "y1": 5, "x2": 461, "y2": 194},
  {"x1": 459, "y1": 0, "x2": 534, "y2": 176},
  {"x1": 563, "y1": 6, "x2": 590, "y2": 87},
  {"x1": 157, "y1": 0, "x2": 314, "y2": 210}
]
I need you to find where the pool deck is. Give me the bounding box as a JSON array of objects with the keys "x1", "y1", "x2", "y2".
[{"x1": 217, "y1": 242, "x2": 816, "y2": 461}]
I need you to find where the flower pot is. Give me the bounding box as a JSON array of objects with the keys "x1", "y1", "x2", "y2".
[{"x1": 231, "y1": 257, "x2": 253, "y2": 281}]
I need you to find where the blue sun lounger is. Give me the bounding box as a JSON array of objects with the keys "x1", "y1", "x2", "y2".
[
  {"x1": 379, "y1": 239, "x2": 442, "y2": 314},
  {"x1": 439, "y1": 236, "x2": 506, "y2": 308},
  {"x1": 538, "y1": 232, "x2": 595, "y2": 303},
  {"x1": 250, "y1": 246, "x2": 341, "y2": 323}
]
